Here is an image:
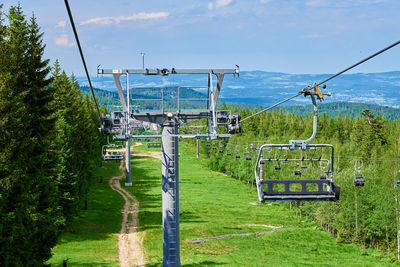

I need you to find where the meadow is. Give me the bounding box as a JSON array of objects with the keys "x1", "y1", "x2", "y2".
[{"x1": 48, "y1": 141, "x2": 398, "y2": 266}]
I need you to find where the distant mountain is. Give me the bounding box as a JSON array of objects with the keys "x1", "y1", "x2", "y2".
[
  {"x1": 76, "y1": 70, "x2": 400, "y2": 108},
  {"x1": 80, "y1": 85, "x2": 209, "y2": 112},
  {"x1": 80, "y1": 86, "x2": 400, "y2": 120}
]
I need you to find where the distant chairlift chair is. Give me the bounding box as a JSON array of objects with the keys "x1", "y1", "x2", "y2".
[
  {"x1": 102, "y1": 143, "x2": 124, "y2": 161},
  {"x1": 353, "y1": 159, "x2": 365, "y2": 187}
]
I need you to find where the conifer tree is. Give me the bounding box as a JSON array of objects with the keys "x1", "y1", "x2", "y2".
[{"x1": 0, "y1": 5, "x2": 62, "y2": 265}]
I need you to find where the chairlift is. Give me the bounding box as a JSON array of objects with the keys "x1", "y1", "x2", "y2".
[
  {"x1": 235, "y1": 148, "x2": 241, "y2": 159},
  {"x1": 102, "y1": 143, "x2": 124, "y2": 161},
  {"x1": 353, "y1": 159, "x2": 365, "y2": 187},
  {"x1": 224, "y1": 146, "x2": 232, "y2": 156},
  {"x1": 254, "y1": 90, "x2": 340, "y2": 202}
]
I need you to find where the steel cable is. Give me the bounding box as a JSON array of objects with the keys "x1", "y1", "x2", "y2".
[{"x1": 64, "y1": 0, "x2": 101, "y2": 121}]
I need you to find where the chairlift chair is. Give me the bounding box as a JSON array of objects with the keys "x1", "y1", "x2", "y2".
[
  {"x1": 102, "y1": 143, "x2": 124, "y2": 161},
  {"x1": 354, "y1": 176, "x2": 364, "y2": 187},
  {"x1": 353, "y1": 159, "x2": 365, "y2": 187},
  {"x1": 253, "y1": 91, "x2": 340, "y2": 202},
  {"x1": 235, "y1": 148, "x2": 241, "y2": 159},
  {"x1": 225, "y1": 146, "x2": 232, "y2": 156}
]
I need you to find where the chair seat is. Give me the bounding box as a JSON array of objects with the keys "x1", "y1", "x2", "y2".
[{"x1": 260, "y1": 179, "x2": 340, "y2": 201}]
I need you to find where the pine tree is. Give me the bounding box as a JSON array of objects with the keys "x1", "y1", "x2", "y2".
[{"x1": 0, "y1": 5, "x2": 62, "y2": 265}]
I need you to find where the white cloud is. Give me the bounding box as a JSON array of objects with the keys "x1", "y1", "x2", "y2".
[
  {"x1": 55, "y1": 34, "x2": 74, "y2": 47},
  {"x1": 56, "y1": 20, "x2": 66, "y2": 28},
  {"x1": 207, "y1": 0, "x2": 232, "y2": 9},
  {"x1": 80, "y1": 12, "x2": 169, "y2": 25},
  {"x1": 215, "y1": 0, "x2": 232, "y2": 8}
]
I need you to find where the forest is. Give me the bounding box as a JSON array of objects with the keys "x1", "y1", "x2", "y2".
[{"x1": 0, "y1": 5, "x2": 104, "y2": 265}]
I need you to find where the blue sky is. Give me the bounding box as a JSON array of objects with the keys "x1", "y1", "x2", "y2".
[{"x1": 3, "y1": 0, "x2": 400, "y2": 76}]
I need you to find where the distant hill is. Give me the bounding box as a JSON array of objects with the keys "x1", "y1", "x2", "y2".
[
  {"x1": 80, "y1": 85, "x2": 209, "y2": 112},
  {"x1": 80, "y1": 85, "x2": 400, "y2": 120},
  {"x1": 80, "y1": 86, "x2": 121, "y2": 111},
  {"x1": 280, "y1": 102, "x2": 400, "y2": 120},
  {"x1": 76, "y1": 70, "x2": 400, "y2": 108}
]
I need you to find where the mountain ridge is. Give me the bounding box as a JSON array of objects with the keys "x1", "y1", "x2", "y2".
[{"x1": 77, "y1": 70, "x2": 400, "y2": 108}]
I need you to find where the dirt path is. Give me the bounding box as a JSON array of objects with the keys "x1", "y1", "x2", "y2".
[
  {"x1": 132, "y1": 150, "x2": 161, "y2": 159},
  {"x1": 109, "y1": 161, "x2": 145, "y2": 267},
  {"x1": 186, "y1": 224, "x2": 291, "y2": 244}
]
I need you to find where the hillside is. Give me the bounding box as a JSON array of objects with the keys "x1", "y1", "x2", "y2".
[
  {"x1": 80, "y1": 85, "x2": 208, "y2": 112},
  {"x1": 80, "y1": 85, "x2": 400, "y2": 120},
  {"x1": 48, "y1": 142, "x2": 397, "y2": 266},
  {"x1": 280, "y1": 102, "x2": 400, "y2": 120}
]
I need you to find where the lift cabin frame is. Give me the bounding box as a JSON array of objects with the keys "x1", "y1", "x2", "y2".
[{"x1": 254, "y1": 92, "x2": 340, "y2": 202}]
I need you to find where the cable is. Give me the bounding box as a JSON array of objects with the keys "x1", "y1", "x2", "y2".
[
  {"x1": 64, "y1": 0, "x2": 101, "y2": 121},
  {"x1": 241, "y1": 39, "x2": 400, "y2": 123}
]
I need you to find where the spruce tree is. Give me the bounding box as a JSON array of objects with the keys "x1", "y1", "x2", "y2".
[{"x1": 0, "y1": 5, "x2": 62, "y2": 265}]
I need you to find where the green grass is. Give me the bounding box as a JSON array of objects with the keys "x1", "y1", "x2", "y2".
[
  {"x1": 47, "y1": 141, "x2": 398, "y2": 266},
  {"x1": 128, "y1": 141, "x2": 398, "y2": 266},
  {"x1": 46, "y1": 160, "x2": 123, "y2": 266}
]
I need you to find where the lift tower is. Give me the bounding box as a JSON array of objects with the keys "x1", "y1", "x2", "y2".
[{"x1": 98, "y1": 67, "x2": 239, "y2": 267}]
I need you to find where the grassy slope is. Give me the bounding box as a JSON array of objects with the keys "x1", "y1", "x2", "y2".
[
  {"x1": 130, "y1": 141, "x2": 397, "y2": 266},
  {"x1": 47, "y1": 161, "x2": 123, "y2": 266}
]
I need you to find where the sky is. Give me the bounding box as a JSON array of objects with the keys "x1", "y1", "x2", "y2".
[{"x1": 3, "y1": 0, "x2": 400, "y2": 76}]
